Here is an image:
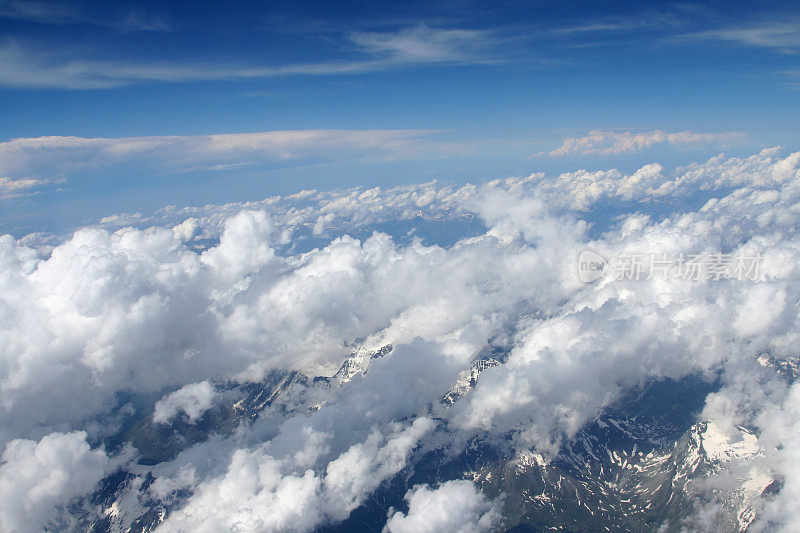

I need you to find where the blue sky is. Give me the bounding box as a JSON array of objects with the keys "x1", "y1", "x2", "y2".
[{"x1": 1, "y1": 0, "x2": 799, "y2": 235}]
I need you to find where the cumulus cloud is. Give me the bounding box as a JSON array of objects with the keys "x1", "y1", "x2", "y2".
[
  {"x1": 153, "y1": 381, "x2": 219, "y2": 424},
  {"x1": 384, "y1": 480, "x2": 501, "y2": 533},
  {"x1": 160, "y1": 418, "x2": 434, "y2": 532},
  {"x1": 0, "y1": 431, "x2": 111, "y2": 532},
  {"x1": 544, "y1": 129, "x2": 743, "y2": 156},
  {"x1": 1, "y1": 147, "x2": 800, "y2": 530}
]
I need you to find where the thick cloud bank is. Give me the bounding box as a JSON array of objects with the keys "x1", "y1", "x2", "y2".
[
  {"x1": 0, "y1": 431, "x2": 111, "y2": 531},
  {"x1": 2, "y1": 148, "x2": 800, "y2": 531}
]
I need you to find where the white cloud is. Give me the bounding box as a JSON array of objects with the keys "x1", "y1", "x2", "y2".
[
  {"x1": 0, "y1": 128, "x2": 743, "y2": 195},
  {"x1": 687, "y1": 24, "x2": 800, "y2": 52},
  {"x1": 0, "y1": 130, "x2": 451, "y2": 181},
  {"x1": 160, "y1": 418, "x2": 435, "y2": 532},
  {"x1": 172, "y1": 217, "x2": 200, "y2": 242},
  {"x1": 384, "y1": 480, "x2": 501, "y2": 533},
  {"x1": 0, "y1": 176, "x2": 51, "y2": 198},
  {"x1": 544, "y1": 129, "x2": 743, "y2": 157},
  {"x1": 0, "y1": 431, "x2": 110, "y2": 533},
  {"x1": 0, "y1": 26, "x2": 496, "y2": 89},
  {"x1": 349, "y1": 25, "x2": 494, "y2": 63},
  {"x1": 0, "y1": 0, "x2": 169, "y2": 31},
  {"x1": 0, "y1": 176, "x2": 41, "y2": 191},
  {"x1": 1, "y1": 148, "x2": 800, "y2": 530},
  {"x1": 153, "y1": 381, "x2": 218, "y2": 424}
]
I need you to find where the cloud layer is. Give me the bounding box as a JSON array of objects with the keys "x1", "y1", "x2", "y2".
[
  {"x1": 544, "y1": 129, "x2": 743, "y2": 157},
  {"x1": 0, "y1": 130, "x2": 443, "y2": 180},
  {"x1": 1, "y1": 147, "x2": 800, "y2": 531}
]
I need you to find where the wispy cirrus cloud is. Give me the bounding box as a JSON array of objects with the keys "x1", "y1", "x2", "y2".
[
  {"x1": 682, "y1": 23, "x2": 800, "y2": 53},
  {"x1": 0, "y1": 0, "x2": 170, "y2": 31},
  {"x1": 348, "y1": 25, "x2": 495, "y2": 63},
  {"x1": 0, "y1": 25, "x2": 497, "y2": 89},
  {"x1": 542, "y1": 129, "x2": 744, "y2": 157}
]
